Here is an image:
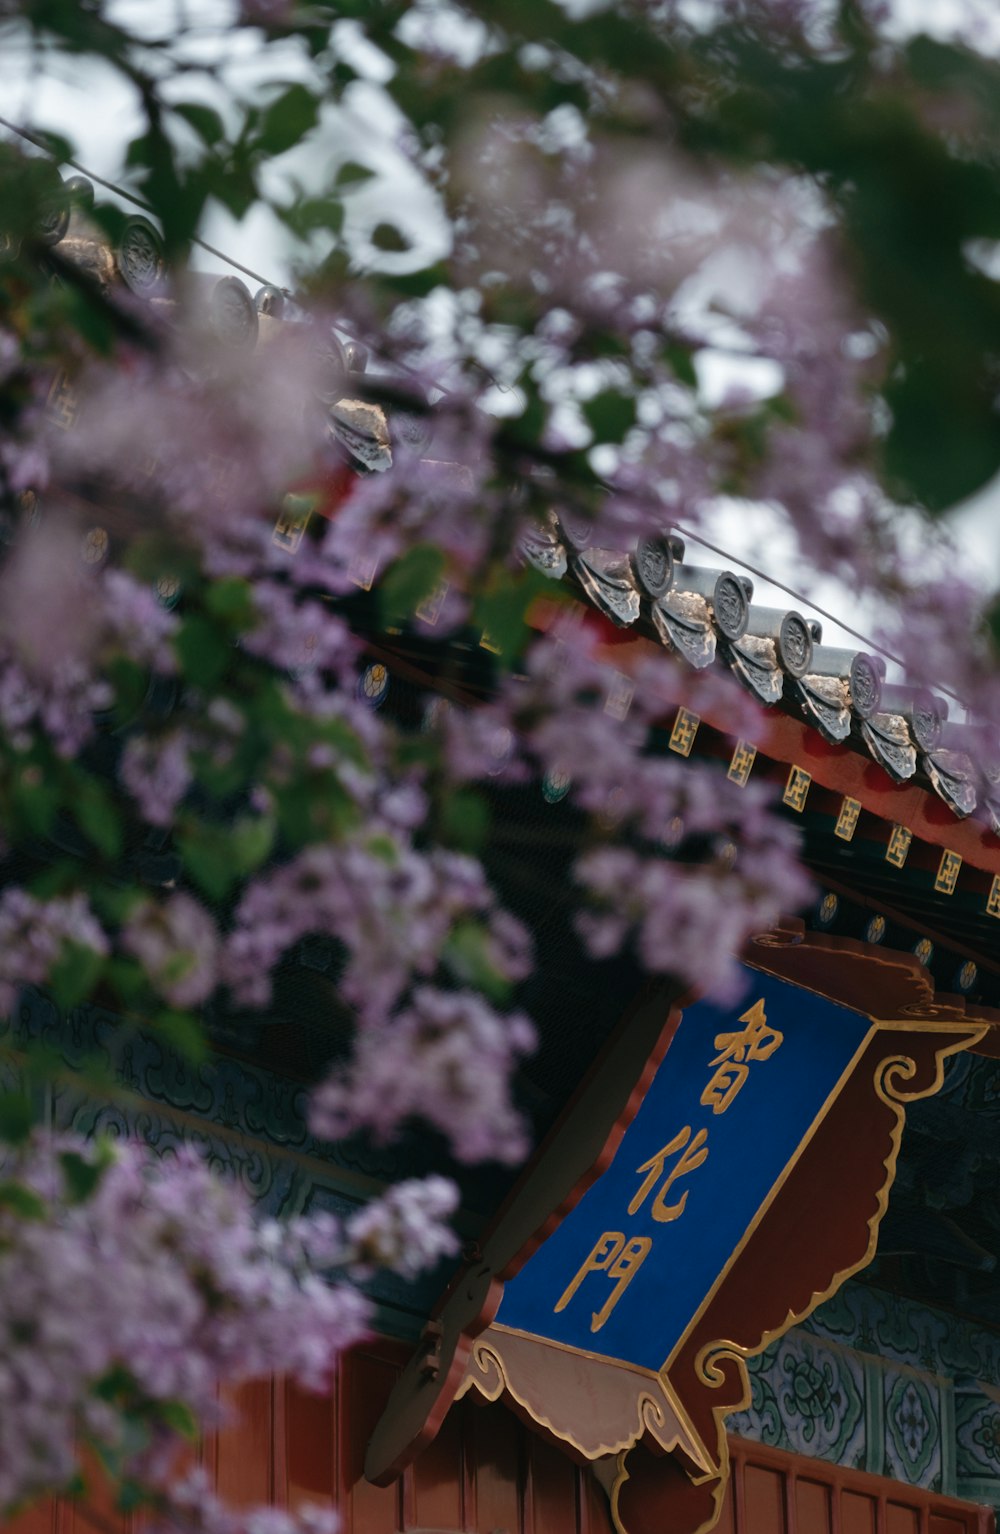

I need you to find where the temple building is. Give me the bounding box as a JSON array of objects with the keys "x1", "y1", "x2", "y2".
[{"x1": 10, "y1": 176, "x2": 1000, "y2": 1534}]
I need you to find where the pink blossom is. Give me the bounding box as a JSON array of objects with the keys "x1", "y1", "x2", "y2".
[
  {"x1": 224, "y1": 835, "x2": 531, "y2": 1024},
  {"x1": 0, "y1": 890, "x2": 108, "y2": 1018},
  {"x1": 344, "y1": 1176, "x2": 459, "y2": 1277},
  {"x1": 310, "y1": 988, "x2": 537, "y2": 1164},
  {"x1": 122, "y1": 893, "x2": 221, "y2": 1008},
  {"x1": 156, "y1": 1469, "x2": 338, "y2": 1534},
  {"x1": 120, "y1": 731, "x2": 193, "y2": 826}
]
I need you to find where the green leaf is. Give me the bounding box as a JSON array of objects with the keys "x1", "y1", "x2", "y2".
[
  {"x1": 206, "y1": 577, "x2": 255, "y2": 632},
  {"x1": 440, "y1": 790, "x2": 490, "y2": 852},
  {"x1": 174, "y1": 615, "x2": 229, "y2": 690},
  {"x1": 93, "y1": 1364, "x2": 137, "y2": 1402},
  {"x1": 582, "y1": 389, "x2": 636, "y2": 444},
  {"x1": 335, "y1": 160, "x2": 375, "y2": 187},
  {"x1": 21, "y1": 1041, "x2": 64, "y2": 1088},
  {"x1": 48, "y1": 942, "x2": 104, "y2": 1013},
  {"x1": 116, "y1": 1481, "x2": 149, "y2": 1514},
  {"x1": 371, "y1": 222, "x2": 410, "y2": 253},
  {"x1": 105, "y1": 957, "x2": 146, "y2": 1005},
  {"x1": 106, "y1": 656, "x2": 149, "y2": 726},
  {"x1": 172, "y1": 101, "x2": 226, "y2": 146},
  {"x1": 366, "y1": 833, "x2": 398, "y2": 863},
  {"x1": 473, "y1": 567, "x2": 551, "y2": 663},
  {"x1": 665, "y1": 344, "x2": 698, "y2": 389},
  {"x1": 0, "y1": 1179, "x2": 46, "y2": 1218},
  {"x1": 442, "y1": 919, "x2": 510, "y2": 1002},
  {"x1": 28, "y1": 861, "x2": 81, "y2": 900},
  {"x1": 177, "y1": 825, "x2": 240, "y2": 901},
  {"x1": 59, "y1": 1148, "x2": 110, "y2": 1205},
  {"x1": 158, "y1": 1400, "x2": 199, "y2": 1440},
  {"x1": 379, "y1": 545, "x2": 446, "y2": 626},
  {"x1": 504, "y1": 379, "x2": 546, "y2": 450},
  {"x1": 279, "y1": 196, "x2": 344, "y2": 239},
  {"x1": 0, "y1": 1092, "x2": 35, "y2": 1145},
  {"x1": 259, "y1": 83, "x2": 320, "y2": 155},
  {"x1": 231, "y1": 815, "x2": 275, "y2": 874},
  {"x1": 13, "y1": 768, "x2": 59, "y2": 838},
  {"x1": 75, "y1": 781, "x2": 124, "y2": 861},
  {"x1": 154, "y1": 1010, "x2": 207, "y2": 1065}
]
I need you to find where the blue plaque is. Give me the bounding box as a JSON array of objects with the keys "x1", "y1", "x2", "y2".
[{"x1": 496, "y1": 966, "x2": 874, "y2": 1372}]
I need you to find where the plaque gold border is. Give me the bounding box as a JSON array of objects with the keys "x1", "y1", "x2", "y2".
[{"x1": 459, "y1": 957, "x2": 986, "y2": 1534}]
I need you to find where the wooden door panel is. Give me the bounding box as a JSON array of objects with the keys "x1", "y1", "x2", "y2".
[{"x1": 842, "y1": 1490, "x2": 878, "y2": 1534}]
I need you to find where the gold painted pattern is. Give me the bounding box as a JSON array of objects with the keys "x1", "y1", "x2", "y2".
[
  {"x1": 605, "y1": 672, "x2": 635, "y2": 722},
  {"x1": 886, "y1": 823, "x2": 912, "y2": 868},
  {"x1": 272, "y1": 493, "x2": 313, "y2": 554},
  {"x1": 988, "y1": 874, "x2": 1000, "y2": 920},
  {"x1": 347, "y1": 551, "x2": 379, "y2": 590},
  {"x1": 45, "y1": 369, "x2": 80, "y2": 430},
  {"x1": 414, "y1": 580, "x2": 449, "y2": 626},
  {"x1": 727, "y1": 740, "x2": 757, "y2": 786},
  {"x1": 782, "y1": 765, "x2": 811, "y2": 812},
  {"x1": 935, "y1": 849, "x2": 962, "y2": 894},
  {"x1": 669, "y1": 707, "x2": 700, "y2": 756},
  {"x1": 461, "y1": 1326, "x2": 712, "y2": 1472},
  {"x1": 835, "y1": 796, "x2": 861, "y2": 842}
]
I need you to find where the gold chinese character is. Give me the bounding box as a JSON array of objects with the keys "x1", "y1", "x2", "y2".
[
  {"x1": 669, "y1": 708, "x2": 700, "y2": 757},
  {"x1": 628, "y1": 1125, "x2": 709, "y2": 1223},
  {"x1": 935, "y1": 850, "x2": 962, "y2": 895},
  {"x1": 988, "y1": 875, "x2": 1000, "y2": 920},
  {"x1": 727, "y1": 740, "x2": 757, "y2": 786},
  {"x1": 554, "y1": 1231, "x2": 652, "y2": 1333},
  {"x1": 886, "y1": 824, "x2": 912, "y2": 869},
  {"x1": 835, "y1": 797, "x2": 861, "y2": 842},
  {"x1": 783, "y1": 766, "x2": 811, "y2": 812},
  {"x1": 700, "y1": 998, "x2": 783, "y2": 1115}
]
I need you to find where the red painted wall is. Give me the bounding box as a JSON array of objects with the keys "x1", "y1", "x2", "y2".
[
  {"x1": 718, "y1": 1438, "x2": 994, "y2": 1534},
  {"x1": 3, "y1": 1346, "x2": 992, "y2": 1534}
]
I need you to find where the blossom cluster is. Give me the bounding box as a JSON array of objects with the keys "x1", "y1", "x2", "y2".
[
  {"x1": 2, "y1": 1, "x2": 1000, "y2": 1524},
  {"x1": 0, "y1": 889, "x2": 108, "y2": 1018},
  {"x1": 0, "y1": 1133, "x2": 457, "y2": 1516},
  {"x1": 224, "y1": 836, "x2": 532, "y2": 1022}
]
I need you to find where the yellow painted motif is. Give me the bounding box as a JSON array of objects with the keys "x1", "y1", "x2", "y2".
[
  {"x1": 553, "y1": 1231, "x2": 653, "y2": 1333},
  {"x1": 272, "y1": 493, "x2": 314, "y2": 555},
  {"x1": 628, "y1": 1126, "x2": 709, "y2": 1223},
  {"x1": 886, "y1": 824, "x2": 912, "y2": 869},
  {"x1": 604, "y1": 672, "x2": 635, "y2": 722},
  {"x1": 347, "y1": 552, "x2": 379, "y2": 591},
  {"x1": 727, "y1": 740, "x2": 757, "y2": 786},
  {"x1": 415, "y1": 581, "x2": 450, "y2": 627},
  {"x1": 988, "y1": 875, "x2": 1000, "y2": 920},
  {"x1": 45, "y1": 370, "x2": 79, "y2": 431},
  {"x1": 700, "y1": 998, "x2": 783, "y2": 1115},
  {"x1": 783, "y1": 765, "x2": 811, "y2": 812},
  {"x1": 668, "y1": 708, "x2": 700, "y2": 757},
  {"x1": 835, "y1": 797, "x2": 861, "y2": 842},
  {"x1": 935, "y1": 849, "x2": 962, "y2": 895}
]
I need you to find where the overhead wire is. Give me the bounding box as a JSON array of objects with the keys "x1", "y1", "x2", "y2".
[
  {"x1": 0, "y1": 117, "x2": 967, "y2": 704},
  {"x1": 674, "y1": 525, "x2": 905, "y2": 671}
]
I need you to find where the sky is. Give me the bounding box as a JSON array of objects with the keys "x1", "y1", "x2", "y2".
[{"x1": 1, "y1": 0, "x2": 998, "y2": 674}]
